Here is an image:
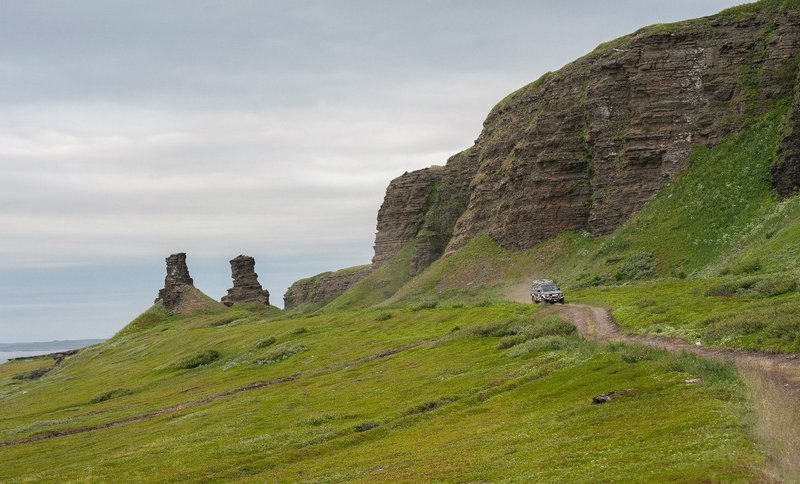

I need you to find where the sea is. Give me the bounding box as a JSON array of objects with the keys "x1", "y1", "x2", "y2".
[{"x1": 0, "y1": 340, "x2": 105, "y2": 364}]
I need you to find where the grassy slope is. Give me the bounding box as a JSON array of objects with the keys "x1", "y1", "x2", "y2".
[
  {"x1": 322, "y1": 241, "x2": 416, "y2": 312},
  {"x1": 0, "y1": 303, "x2": 761, "y2": 481}
]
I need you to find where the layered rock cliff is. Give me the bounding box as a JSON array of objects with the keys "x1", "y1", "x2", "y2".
[{"x1": 371, "y1": 1, "x2": 800, "y2": 275}]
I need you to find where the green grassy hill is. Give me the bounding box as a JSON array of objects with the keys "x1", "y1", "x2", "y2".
[{"x1": 0, "y1": 302, "x2": 762, "y2": 481}]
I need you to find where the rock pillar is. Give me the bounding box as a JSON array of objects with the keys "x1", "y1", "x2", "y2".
[
  {"x1": 156, "y1": 252, "x2": 194, "y2": 311},
  {"x1": 221, "y1": 255, "x2": 270, "y2": 306}
]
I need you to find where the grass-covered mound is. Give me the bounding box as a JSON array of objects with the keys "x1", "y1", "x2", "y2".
[{"x1": 0, "y1": 303, "x2": 762, "y2": 481}]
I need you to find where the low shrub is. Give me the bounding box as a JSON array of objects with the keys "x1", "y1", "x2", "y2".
[
  {"x1": 762, "y1": 319, "x2": 800, "y2": 343},
  {"x1": 615, "y1": 251, "x2": 655, "y2": 280},
  {"x1": 469, "y1": 318, "x2": 521, "y2": 338},
  {"x1": 403, "y1": 396, "x2": 459, "y2": 416},
  {"x1": 496, "y1": 316, "x2": 576, "y2": 349},
  {"x1": 256, "y1": 346, "x2": 307, "y2": 365},
  {"x1": 302, "y1": 415, "x2": 335, "y2": 426},
  {"x1": 411, "y1": 301, "x2": 438, "y2": 311},
  {"x1": 89, "y1": 388, "x2": 134, "y2": 404},
  {"x1": 353, "y1": 421, "x2": 380, "y2": 432},
  {"x1": 720, "y1": 258, "x2": 762, "y2": 276},
  {"x1": 209, "y1": 317, "x2": 237, "y2": 327},
  {"x1": 291, "y1": 327, "x2": 308, "y2": 335},
  {"x1": 173, "y1": 350, "x2": 221, "y2": 369},
  {"x1": 661, "y1": 351, "x2": 739, "y2": 386},
  {"x1": 704, "y1": 317, "x2": 767, "y2": 342},
  {"x1": 753, "y1": 277, "x2": 797, "y2": 297},
  {"x1": 620, "y1": 346, "x2": 664, "y2": 363},
  {"x1": 705, "y1": 276, "x2": 762, "y2": 297},
  {"x1": 255, "y1": 336, "x2": 277, "y2": 348},
  {"x1": 12, "y1": 367, "x2": 52, "y2": 381},
  {"x1": 505, "y1": 335, "x2": 578, "y2": 357},
  {"x1": 608, "y1": 342, "x2": 664, "y2": 363}
]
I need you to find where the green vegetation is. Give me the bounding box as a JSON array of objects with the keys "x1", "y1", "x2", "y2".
[
  {"x1": 172, "y1": 350, "x2": 221, "y2": 370},
  {"x1": 323, "y1": 241, "x2": 416, "y2": 311},
  {"x1": 255, "y1": 336, "x2": 276, "y2": 348},
  {"x1": 0, "y1": 304, "x2": 762, "y2": 480},
  {"x1": 89, "y1": 388, "x2": 134, "y2": 404}
]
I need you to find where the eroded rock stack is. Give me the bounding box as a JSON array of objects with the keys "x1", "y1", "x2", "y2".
[
  {"x1": 156, "y1": 252, "x2": 194, "y2": 311},
  {"x1": 221, "y1": 255, "x2": 270, "y2": 307}
]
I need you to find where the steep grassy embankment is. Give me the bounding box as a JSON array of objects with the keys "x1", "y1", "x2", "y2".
[{"x1": 0, "y1": 302, "x2": 762, "y2": 481}]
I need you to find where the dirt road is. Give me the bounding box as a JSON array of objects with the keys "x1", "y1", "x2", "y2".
[{"x1": 520, "y1": 295, "x2": 800, "y2": 481}]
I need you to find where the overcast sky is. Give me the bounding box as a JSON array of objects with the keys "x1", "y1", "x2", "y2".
[{"x1": 0, "y1": 0, "x2": 745, "y2": 343}]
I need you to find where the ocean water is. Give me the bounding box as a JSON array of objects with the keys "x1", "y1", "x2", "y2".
[{"x1": 0, "y1": 350, "x2": 66, "y2": 364}]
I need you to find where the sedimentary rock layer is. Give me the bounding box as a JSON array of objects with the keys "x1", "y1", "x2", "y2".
[
  {"x1": 371, "y1": 2, "x2": 800, "y2": 273},
  {"x1": 221, "y1": 255, "x2": 270, "y2": 307},
  {"x1": 156, "y1": 252, "x2": 194, "y2": 312}
]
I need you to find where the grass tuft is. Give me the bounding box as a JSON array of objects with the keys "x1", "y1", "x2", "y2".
[
  {"x1": 172, "y1": 350, "x2": 221, "y2": 370},
  {"x1": 89, "y1": 388, "x2": 134, "y2": 404}
]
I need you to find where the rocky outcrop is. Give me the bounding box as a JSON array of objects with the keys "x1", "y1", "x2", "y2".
[
  {"x1": 372, "y1": 2, "x2": 800, "y2": 271},
  {"x1": 283, "y1": 265, "x2": 372, "y2": 309},
  {"x1": 372, "y1": 148, "x2": 480, "y2": 275},
  {"x1": 221, "y1": 255, "x2": 270, "y2": 307},
  {"x1": 372, "y1": 167, "x2": 444, "y2": 267},
  {"x1": 156, "y1": 253, "x2": 194, "y2": 312},
  {"x1": 774, "y1": 69, "x2": 800, "y2": 197}
]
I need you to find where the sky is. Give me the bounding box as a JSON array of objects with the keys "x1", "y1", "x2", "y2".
[{"x1": 0, "y1": 0, "x2": 746, "y2": 343}]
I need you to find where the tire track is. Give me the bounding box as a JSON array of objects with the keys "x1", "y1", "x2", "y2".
[{"x1": 532, "y1": 300, "x2": 800, "y2": 481}]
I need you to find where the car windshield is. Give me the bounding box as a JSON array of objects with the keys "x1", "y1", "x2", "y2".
[{"x1": 542, "y1": 284, "x2": 559, "y2": 291}]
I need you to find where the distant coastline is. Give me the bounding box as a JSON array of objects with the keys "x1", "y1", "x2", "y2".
[{"x1": 0, "y1": 339, "x2": 104, "y2": 364}]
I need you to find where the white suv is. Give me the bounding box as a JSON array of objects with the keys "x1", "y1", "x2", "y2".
[{"x1": 530, "y1": 280, "x2": 565, "y2": 304}]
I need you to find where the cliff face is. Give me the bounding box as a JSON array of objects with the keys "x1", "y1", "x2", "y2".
[
  {"x1": 372, "y1": 148, "x2": 479, "y2": 275},
  {"x1": 774, "y1": 67, "x2": 800, "y2": 196},
  {"x1": 371, "y1": 2, "x2": 800, "y2": 273}
]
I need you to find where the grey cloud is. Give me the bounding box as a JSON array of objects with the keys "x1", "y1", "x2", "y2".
[{"x1": 0, "y1": 0, "x2": 744, "y2": 341}]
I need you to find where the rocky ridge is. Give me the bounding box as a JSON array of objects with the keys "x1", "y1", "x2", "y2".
[{"x1": 371, "y1": 2, "x2": 800, "y2": 275}]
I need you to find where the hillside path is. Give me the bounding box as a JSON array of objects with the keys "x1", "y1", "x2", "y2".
[{"x1": 511, "y1": 290, "x2": 800, "y2": 480}]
